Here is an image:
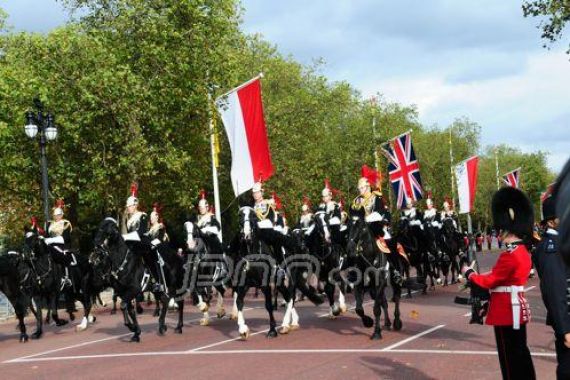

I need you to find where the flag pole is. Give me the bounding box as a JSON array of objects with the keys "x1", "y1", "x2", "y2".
[
  {"x1": 216, "y1": 73, "x2": 264, "y2": 102},
  {"x1": 449, "y1": 127, "x2": 462, "y2": 232},
  {"x1": 495, "y1": 147, "x2": 500, "y2": 190},
  {"x1": 208, "y1": 89, "x2": 223, "y2": 242}
]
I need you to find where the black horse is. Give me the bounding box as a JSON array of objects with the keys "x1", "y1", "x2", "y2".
[
  {"x1": 306, "y1": 211, "x2": 348, "y2": 318},
  {"x1": 422, "y1": 219, "x2": 449, "y2": 287},
  {"x1": 18, "y1": 228, "x2": 70, "y2": 339},
  {"x1": 346, "y1": 212, "x2": 401, "y2": 340},
  {"x1": 227, "y1": 206, "x2": 322, "y2": 339},
  {"x1": 396, "y1": 218, "x2": 433, "y2": 295},
  {"x1": 439, "y1": 218, "x2": 463, "y2": 284},
  {"x1": 0, "y1": 252, "x2": 30, "y2": 342},
  {"x1": 92, "y1": 218, "x2": 147, "y2": 342}
]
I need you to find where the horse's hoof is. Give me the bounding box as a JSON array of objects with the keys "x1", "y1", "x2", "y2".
[
  {"x1": 31, "y1": 332, "x2": 42, "y2": 340},
  {"x1": 20, "y1": 334, "x2": 29, "y2": 343},
  {"x1": 370, "y1": 332, "x2": 382, "y2": 340},
  {"x1": 393, "y1": 319, "x2": 403, "y2": 331},
  {"x1": 279, "y1": 326, "x2": 290, "y2": 335},
  {"x1": 55, "y1": 319, "x2": 68, "y2": 327},
  {"x1": 110, "y1": 309, "x2": 117, "y2": 315},
  {"x1": 197, "y1": 302, "x2": 209, "y2": 313},
  {"x1": 290, "y1": 324, "x2": 300, "y2": 331},
  {"x1": 200, "y1": 318, "x2": 209, "y2": 326},
  {"x1": 239, "y1": 325, "x2": 250, "y2": 340},
  {"x1": 362, "y1": 316, "x2": 374, "y2": 328},
  {"x1": 339, "y1": 304, "x2": 347, "y2": 314},
  {"x1": 153, "y1": 309, "x2": 160, "y2": 317},
  {"x1": 89, "y1": 316, "x2": 96, "y2": 323},
  {"x1": 328, "y1": 314, "x2": 336, "y2": 320},
  {"x1": 384, "y1": 324, "x2": 392, "y2": 331},
  {"x1": 158, "y1": 325, "x2": 167, "y2": 335},
  {"x1": 229, "y1": 313, "x2": 237, "y2": 321},
  {"x1": 174, "y1": 326, "x2": 183, "y2": 334},
  {"x1": 76, "y1": 324, "x2": 87, "y2": 332},
  {"x1": 267, "y1": 329, "x2": 278, "y2": 338},
  {"x1": 130, "y1": 335, "x2": 140, "y2": 342},
  {"x1": 217, "y1": 308, "x2": 226, "y2": 319},
  {"x1": 332, "y1": 305, "x2": 341, "y2": 317}
]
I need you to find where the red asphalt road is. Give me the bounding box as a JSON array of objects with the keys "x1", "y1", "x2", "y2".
[{"x1": 0, "y1": 252, "x2": 558, "y2": 380}]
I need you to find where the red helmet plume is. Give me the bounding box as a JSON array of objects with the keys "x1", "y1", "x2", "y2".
[{"x1": 271, "y1": 191, "x2": 283, "y2": 210}]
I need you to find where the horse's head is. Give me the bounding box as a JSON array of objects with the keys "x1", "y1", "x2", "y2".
[
  {"x1": 94, "y1": 217, "x2": 121, "y2": 248},
  {"x1": 442, "y1": 218, "x2": 455, "y2": 235},
  {"x1": 313, "y1": 211, "x2": 331, "y2": 244},
  {"x1": 347, "y1": 212, "x2": 367, "y2": 258},
  {"x1": 238, "y1": 206, "x2": 256, "y2": 241},
  {"x1": 22, "y1": 226, "x2": 44, "y2": 259}
]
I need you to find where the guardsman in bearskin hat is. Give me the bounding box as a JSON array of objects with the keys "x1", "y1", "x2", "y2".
[
  {"x1": 462, "y1": 187, "x2": 536, "y2": 379},
  {"x1": 351, "y1": 165, "x2": 391, "y2": 253},
  {"x1": 123, "y1": 182, "x2": 148, "y2": 242},
  {"x1": 534, "y1": 190, "x2": 570, "y2": 378},
  {"x1": 316, "y1": 179, "x2": 342, "y2": 244},
  {"x1": 44, "y1": 199, "x2": 76, "y2": 286}
]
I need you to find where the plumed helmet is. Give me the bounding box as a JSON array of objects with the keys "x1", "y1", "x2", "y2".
[
  {"x1": 301, "y1": 195, "x2": 311, "y2": 212},
  {"x1": 53, "y1": 199, "x2": 65, "y2": 216},
  {"x1": 198, "y1": 189, "x2": 208, "y2": 208},
  {"x1": 491, "y1": 187, "x2": 534, "y2": 239},
  {"x1": 426, "y1": 191, "x2": 433, "y2": 207},
  {"x1": 322, "y1": 178, "x2": 333, "y2": 197},
  {"x1": 126, "y1": 182, "x2": 139, "y2": 207},
  {"x1": 360, "y1": 165, "x2": 379, "y2": 188},
  {"x1": 252, "y1": 181, "x2": 263, "y2": 193}
]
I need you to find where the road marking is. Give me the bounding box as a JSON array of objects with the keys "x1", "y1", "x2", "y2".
[
  {"x1": 4, "y1": 307, "x2": 260, "y2": 364},
  {"x1": 381, "y1": 324, "x2": 445, "y2": 351}
]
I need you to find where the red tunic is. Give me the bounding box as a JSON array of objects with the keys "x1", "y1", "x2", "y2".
[{"x1": 469, "y1": 244, "x2": 532, "y2": 326}]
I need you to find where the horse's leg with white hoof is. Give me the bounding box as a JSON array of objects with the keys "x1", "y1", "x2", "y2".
[
  {"x1": 236, "y1": 289, "x2": 249, "y2": 340},
  {"x1": 338, "y1": 290, "x2": 347, "y2": 314},
  {"x1": 290, "y1": 306, "x2": 300, "y2": 330},
  {"x1": 197, "y1": 294, "x2": 209, "y2": 313},
  {"x1": 279, "y1": 299, "x2": 293, "y2": 334}
]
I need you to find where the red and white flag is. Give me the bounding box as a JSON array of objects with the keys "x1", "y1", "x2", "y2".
[
  {"x1": 502, "y1": 167, "x2": 521, "y2": 188},
  {"x1": 216, "y1": 76, "x2": 274, "y2": 196},
  {"x1": 455, "y1": 156, "x2": 479, "y2": 214}
]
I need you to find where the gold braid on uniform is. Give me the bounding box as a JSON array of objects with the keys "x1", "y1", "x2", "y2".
[
  {"x1": 352, "y1": 193, "x2": 374, "y2": 214},
  {"x1": 49, "y1": 220, "x2": 72, "y2": 236},
  {"x1": 255, "y1": 201, "x2": 273, "y2": 220}
]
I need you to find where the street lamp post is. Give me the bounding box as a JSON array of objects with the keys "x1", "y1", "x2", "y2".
[{"x1": 24, "y1": 98, "x2": 58, "y2": 229}]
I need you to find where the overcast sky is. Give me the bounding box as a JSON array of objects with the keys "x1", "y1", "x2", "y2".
[{"x1": 3, "y1": 0, "x2": 569, "y2": 172}]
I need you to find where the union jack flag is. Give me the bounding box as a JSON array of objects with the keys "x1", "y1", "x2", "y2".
[
  {"x1": 381, "y1": 132, "x2": 423, "y2": 209},
  {"x1": 502, "y1": 168, "x2": 521, "y2": 188}
]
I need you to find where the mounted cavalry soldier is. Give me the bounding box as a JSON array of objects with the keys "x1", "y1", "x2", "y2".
[
  {"x1": 401, "y1": 197, "x2": 424, "y2": 232},
  {"x1": 462, "y1": 187, "x2": 536, "y2": 380},
  {"x1": 44, "y1": 199, "x2": 76, "y2": 287},
  {"x1": 147, "y1": 203, "x2": 169, "y2": 243},
  {"x1": 534, "y1": 192, "x2": 570, "y2": 379},
  {"x1": 440, "y1": 196, "x2": 458, "y2": 230},
  {"x1": 422, "y1": 192, "x2": 441, "y2": 229},
  {"x1": 252, "y1": 181, "x2": 298, "y2": 255},
  {"x1": 270, "y1": 191, "x2": 289, "y2": 236},
  {"x1": 122, "y1": 182, "x2": 148, "y2": 243},
  {"x1": 351, "y1": 165, "x2": 391, "y2": 254},
  {"x1": 195, "y1": 190, "x2": 223, "y2": 252},
  {"x1": 297, "y1": 196, "x2": 314, "y2": 232},
  {"x1": 316, "y1": 179, "x2": 342, "y2": 244}
]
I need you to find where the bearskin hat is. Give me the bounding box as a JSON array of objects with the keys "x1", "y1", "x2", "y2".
[{"x1": 491, "y1": 187, "x2": 534, "y2": 239}]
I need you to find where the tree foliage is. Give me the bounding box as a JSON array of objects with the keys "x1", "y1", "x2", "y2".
[
  {"x1": 0, "y1": 0, "x2": 556, "y2": 246},
  {"x1": 523, "y1": 0, "x2": 570, "y2": 54}
]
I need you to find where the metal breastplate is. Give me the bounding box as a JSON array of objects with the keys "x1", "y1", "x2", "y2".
[{"x1": 126, "y1": 212, "x2": 143, "y2": 232}]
